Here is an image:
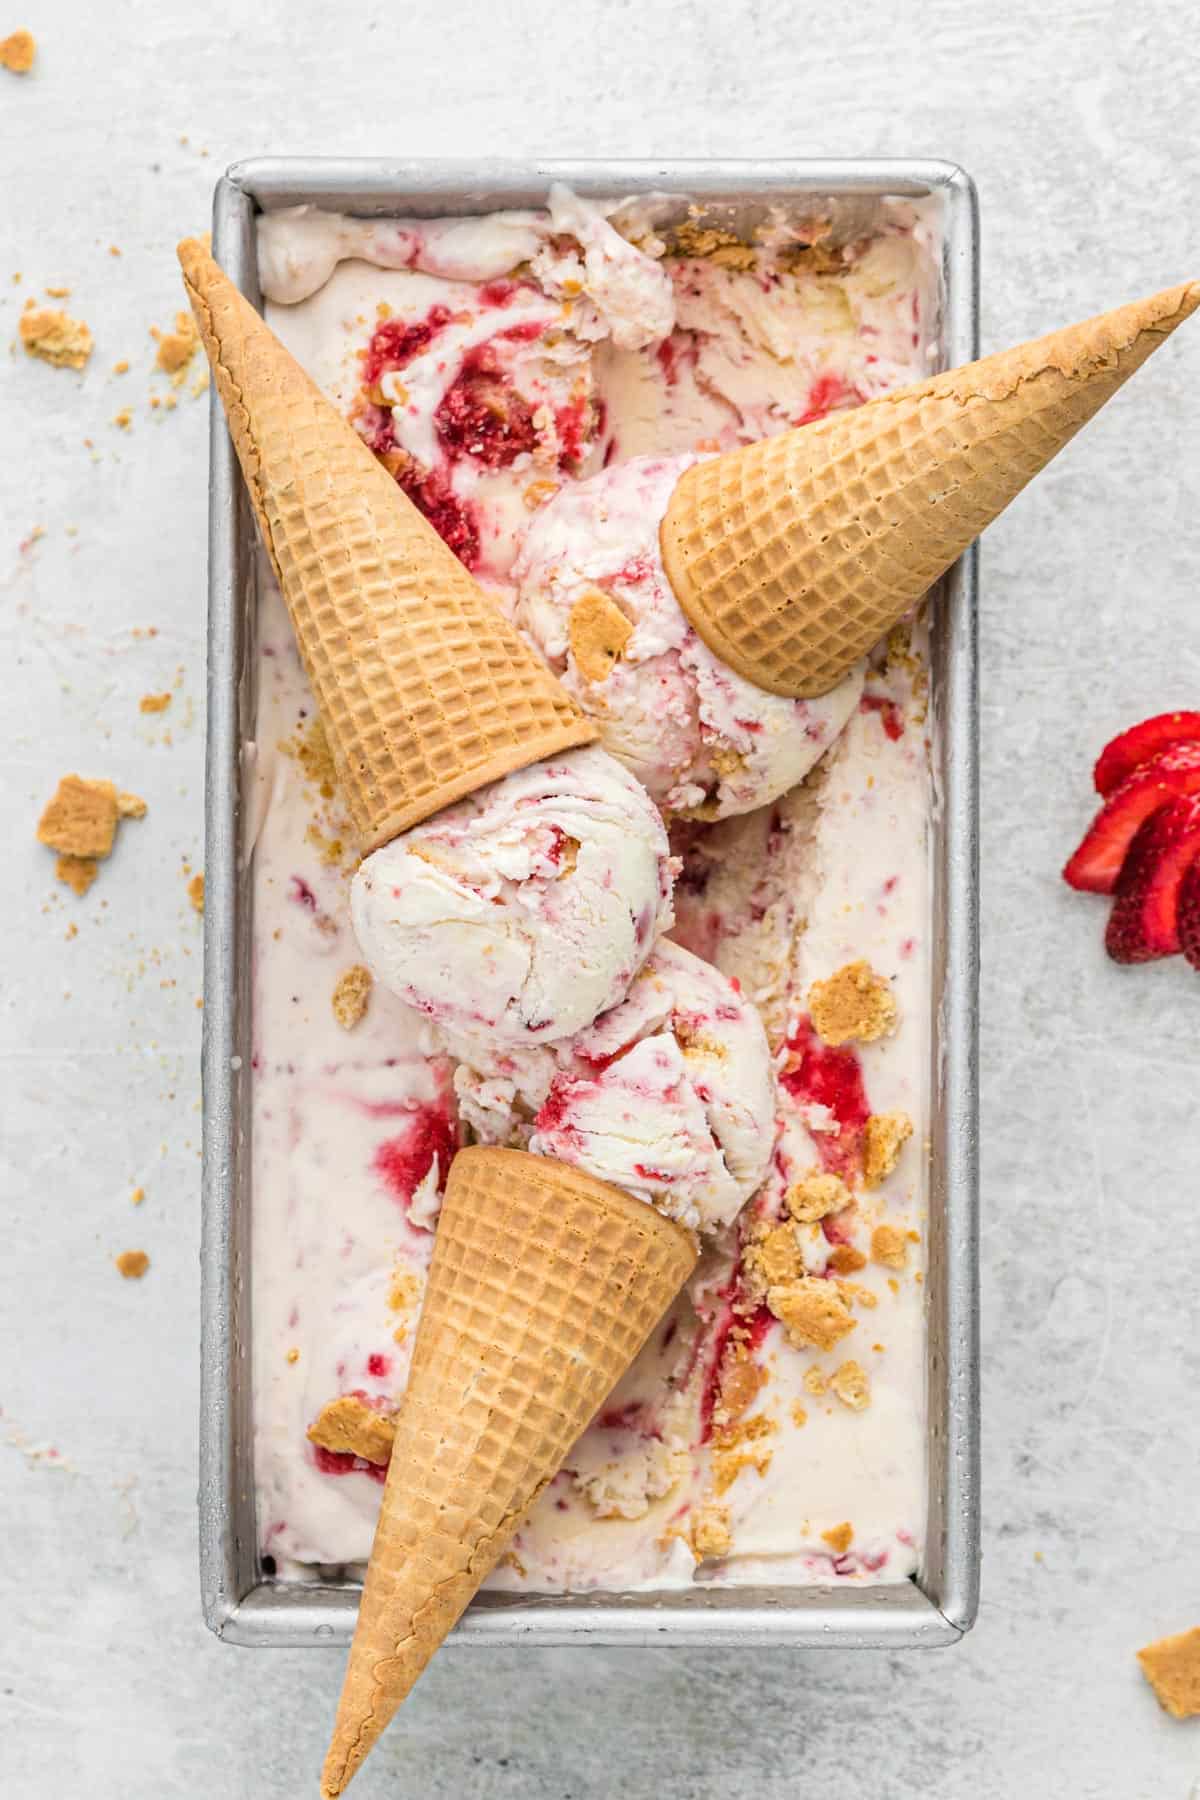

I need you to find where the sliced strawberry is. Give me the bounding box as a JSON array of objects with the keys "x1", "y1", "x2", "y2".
[
  {"x1": 1104, "y1": 796, "x2": 1200, "y2": 963},
  {"x1": 1093, "y1": 711, "x2": 1200, "y2": 796},
  {"x1": 1063, "y1": 744, "x2": 1200, "y2": 894},
  {"x1": 1177, "y1": 861, "x2": 1200, "y2": 971}
]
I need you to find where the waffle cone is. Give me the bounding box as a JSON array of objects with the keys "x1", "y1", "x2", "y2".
[
  {"x1": 178, "y1": 240, "x2": 596, "y2": 849},
  {"x1": 320, "y1": 1148, "x2": 697, "y2": 1797},
  {"x1": 661, "y1": 280, "x2": 1200, "y2": 698}
]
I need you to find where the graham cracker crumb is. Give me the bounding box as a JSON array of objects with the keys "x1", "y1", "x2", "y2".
[
  {"x1": 388, "y1": 1270, "x2": 421, "y2": 1313},
  {"x1": 304, "y1": 822, "x2": 345, "y2": 867},
  {"x1": 523, "y1": 478, "x2": 561, "y2": 511},
  {"x1": 56, "y1": 854, "x2": 98, "y2": 896},
  {"x1": 568, "y1": 588, "x2": 633, "y2": 683},
  {"x1": 671, "y1": 222, "x2": 756, "y2": 269},
  {"x1": 835, "y1": 1279, "x2": 878, "y2": 1311},
  {"x1": 767, "y1": 1277, "x2": 857, "y2": 1352},
  {"x1": 307, "y1": 1395, "x2": 395, "y2": 1466},
  {"x1": 830, "y1": 1360, "x2": 871, "y2": 1412},
  {"x1": 118, "y1": 791, "x2": 147, "y2": 819},
  {"x1": 1137, "y1": 1627, "x2": 1200, "y2": 1719},
  {"x1": 115, "y1": 1250, "x2": 149, "y2": 1280},
  {"x1": 187, "y1": 873, "x2": 205, "y2": 914},
  {"x1": 828, "y1": 1244, "x2": 867, "y2": 1274},
  {"x1": 871, "y1": 1223, "x2": 909, "y2": 1269},
  {"x1": 152, "y1": 309, "x2": 199, "y2": 376},
  {"x1": 139, "y1": 691, "x2": 172, "y2": 714},
  {"x1": 790, "y1": 1401, "x2": 808, "y2": 1427},
  {"x1": 39, "y1": 776, "x2": 119, "y2": 859},
  {"x1": 808, "y1": 959, "x2": 898, "y2": 1046},
  {"x1": 64, "y1": 921, "x2": 78, "y2": 940},
  {"x1": 112, "y1": 408, "x2": 133, "y2": 430},
  {"x1": 20, "y1": 306, "x2": 93, "y2": 371},
  {"x1": 746, "y1": 1221, "x2": 803, "y2": 1287},
  {"x1": 863, "y1": 1111, "x2": 914, "y2": 1188},
  {"x1": 130, "y1": 1187, "x2": 145, "y2": 1206},
  {"x1": 332, "y1": 963, "x2": 372, "y2": 1031},
  {"x1": 285, "y1": 1347, "x2": 300, "y2": 1365},
  {"x1": 44, "y1": 285, "x2": 70, "y2": 299},
  {"x1": 712, "y1": 1412, "x2": 775, "y2": 1496},
  {"x1": 113, "y1": 359, "x2": 130, "y2": 375},
  {"x1": 0, "y1": 28, "x2": 35, "y2": 71},
  {"x1": 279, "y1": 715, "x2": 338, "y2": 797},
  {"x1": 689, "y1": 1506, "x2": 732, "y2": 1560},
  {"x1": 803, "y1": 1366, "x2": 828, "y2": 1397},
  {"x1": 786, "y1": 1170, "x2": 851, "y2": 1223},
  {"x1": 717, "y1": 1348, "x2": 766, "y2": 1421},
  {"x1": 821, "y1": 1521, "x2": 854, "y2": 1554}
]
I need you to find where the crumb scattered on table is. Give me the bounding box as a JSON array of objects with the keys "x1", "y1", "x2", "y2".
[
  {"x1": 140, "y1": 691, "x2": 172, "y2": 714},
  {"x1": 0, "y1": 28, "x2": 35, "y2": 72},
  {"x1": 112, "y1": 407, "x2": 133, "y2": 430},
  {"x1": 38, "y1": 774, "x2": 146, "y2": 895},
  {"x1": 1138, "y1": 1627, "x2": 1200, "y2": 1719},
  {"x1": 115, "y1": 1250, "x2": 150, "y2": 1280},
  {"x1": 20, "y1": 307, "x2": 93, "y2": 370},
  {"x1": 187, "y1": 872, "x2": 205, "y2": 914},
  {"x1": 131, "y1": 1187, "x2": 145, "y2": 1206}
]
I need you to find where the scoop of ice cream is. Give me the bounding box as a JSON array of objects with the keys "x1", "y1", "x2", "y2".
[
  {"x1": 446, "y1": 938, "x2": 777, "y2": 1233},
  {"x1": 350, "y1": 746, "x2": 674, "y2": 1049},
  {"x1": 513, "y1": 454, "x2": 863, "y2": 819}
]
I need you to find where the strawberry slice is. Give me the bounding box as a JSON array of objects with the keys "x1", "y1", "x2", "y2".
[
  {"x1": 1104, "y1": 796, "x2": 1200, "y2": 963},
  {"x1": 1177, "y1": 861, "x2": 1200, "y2": 971},
  {"x1": 1093, "y1": 711, "x2": 1200, "y2": 796},
  {"x1": 1063, "y1": 743, "x2": 1200, "y2": 894}
]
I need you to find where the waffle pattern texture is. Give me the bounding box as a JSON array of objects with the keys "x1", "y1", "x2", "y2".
[
  {"x1": 661, "y1": 281, "x2": 1200, "y2": 698},
  {"x1": 178, "y1": 240, "x2": 595, "y2": 849},
  {"x1": 320, "y1": 1147, "x2": 697, "y2": 1796}
]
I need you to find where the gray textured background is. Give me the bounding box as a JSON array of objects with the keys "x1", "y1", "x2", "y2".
[{"x1": 3, "y1": 2, "x2": 1199, "y2": 1795}]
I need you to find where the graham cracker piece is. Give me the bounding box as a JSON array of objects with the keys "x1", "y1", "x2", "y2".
[
  {"x1": 749, "y1": 1222, "x2": 803, "y2": 1286},
  {"x1": 712, "y1": 1411, "x2": 775, "y2": 1496},
  {"x1": 1137, "y1": 1627, "x2": 1200, "y2": 1719},
  {"x1": 307, "y1": 1395, "x2": 396, "y2": 1467},
  {"x1": 332, "y1": 964, "x2": 373, "y2": 1031},
  {"x1": 689, "y1": 1506, "x2": 732, "y2": 1560},
  {"x1": 808, "y1": 959, "x2": 898, "y2": 1046},
  {"x1": 871, "y1": 1223, "x2": 909, "y2": 1269},
  {"x1": 152, "y1": 309, "x2": 199, "y2": 377},
  {"x1": 118, "y1": 791, "x2": 147, "y2": 819},
  {"x1": 1, "y1": 28, "x2": 35, "y2": 71},
  {"x1": 38, "y1": 775, "x2": 119, "y2": 858},
  {"x1": 786, "y1": 1170, "x2": 851, "y2": 1223},
  {"x1": 829, "y1": 1360, "x2": 871, "y2": 1412},
  {"x1": 568, "y1": 588, "x2": 633, "y2": 683},
  {"x1": 20, "y1": 307, "x2": 93, "y2": 369},
  {"x1": 56, "y1": 854, "x2": 98, "y2": 896},
  {"x1": 767, "y1": 1276, "x2": 857, "y2": 1352},
  {"x1": 863, "y1": 1111, "x2": 914, "y2": 1188},
  {"x1": 828, "y1": 1244, "x2": 867, "y2": 1274},
  {"x1": 115, "y1": 1250, "x2": 149, "y2": 1279},
  {"x1": 820, "y1": 1521, "x2": 853, "y2": 1553}
]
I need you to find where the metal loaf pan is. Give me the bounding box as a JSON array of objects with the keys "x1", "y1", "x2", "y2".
[{"x1": 200, "y1": 157, "x2": 979, "y2": 1649}]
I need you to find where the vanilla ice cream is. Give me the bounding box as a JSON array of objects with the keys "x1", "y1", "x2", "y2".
[
  {"x1": 254, "y1": 188, "x2": 939, "y2": 1591},
  {"x1": 514, "y1": 454, "x2": 864, "y2": 818},
  {"x1": 447, "y1": 937, "x2": 776, "y2": 1233},
  {"x1": 350, "y1": 745, "x2": 674, "y2": 1048}
]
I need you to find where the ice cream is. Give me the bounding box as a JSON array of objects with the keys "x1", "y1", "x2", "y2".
[
  {"x1": 513, "y1": 454, "x2": 863, "y2": 817},
  {"x1": 446, "y1": 937, "x2": 777, "y2": 1234},
  {"x1": 252, "y1": 188, "x2": 940, "y2": 1596},
  {"x1": 350, "y1": 744, "x2": 674, "y2": 1047}
]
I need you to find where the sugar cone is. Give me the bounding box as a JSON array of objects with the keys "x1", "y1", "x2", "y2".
[
  {"x1": 320, "y1": 1147, "x2": 697, "y2": 1796},
  {"x1": 661, "y1": 281, "x2": 1200, "y2": 698},
  {"x1": 178, "y1": 240, "x2": 596, "y2": 849}
]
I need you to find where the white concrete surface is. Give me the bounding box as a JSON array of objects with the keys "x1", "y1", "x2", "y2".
[{"x1": 3, "y1": 2, "x2": 1199, "y2": 1795}]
